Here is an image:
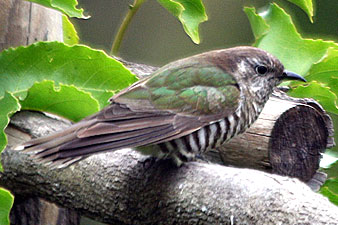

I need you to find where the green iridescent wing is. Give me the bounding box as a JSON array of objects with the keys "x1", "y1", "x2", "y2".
[{"x1": 113, "y1": 60, "x2": 240, "y2": 117}]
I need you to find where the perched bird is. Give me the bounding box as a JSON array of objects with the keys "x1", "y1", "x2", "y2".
[{"x1": 15, "y1": 46, "x2": 306, "y2": 168}]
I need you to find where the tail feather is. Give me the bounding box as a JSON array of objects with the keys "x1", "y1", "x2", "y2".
[
  {"x1": 15, "y1": 121, "x2": 177, "y2": 168},
  {"x1": 38, "y1": 124, "x2": 175, "y2": 160},
  {"x1": 21, "y1": 132, "x2": 77, "y2": 153},
  {"x1": 15, "y1": 120, "x2": 94, "y2": 151},
  {"x1": 62, "y1": 124, "x2": 172, "y2": 150}
]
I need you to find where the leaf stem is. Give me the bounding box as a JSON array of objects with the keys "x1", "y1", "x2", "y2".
[{"x1": 111, "y1": 0, "x2": 146, "y2": 56}]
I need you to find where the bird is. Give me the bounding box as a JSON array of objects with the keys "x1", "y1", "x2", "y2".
[{"x1": 15, "y1": 46, "x2": 306, "y2": 168}]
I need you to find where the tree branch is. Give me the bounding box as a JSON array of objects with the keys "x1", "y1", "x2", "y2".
[{"x1": 1, "y1": 111, "x2": 337, "y2": 224}]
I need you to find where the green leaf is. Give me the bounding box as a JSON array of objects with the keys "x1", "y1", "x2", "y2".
[
  {"x1": 245, "y1": 3, "x2": 337, "y2": 76},
  {"x1": 63, "y1": 15, "x2": 79, "y2": 45},
  {"x1": 0, "y1": 188, "x2": 14, "y2": 225},
  {"x1": 0, "y1": 93, "x2": 20, "y2": 172},
  {"x1": 320, "y1": 179, "x2": 338, "y2": 206},
  {"x1": 0, "y1": 42, "x2": 137, "y2": 111},
  {"x1": 243, "y1": 7, "x2": 269, "y2": 40},
  {"x1": 20, "y1": 81, "x2": 99, "y2": 122},
  {"x1": 157, "y1": 0, "x2": 208, "y2": 44},
  {"x1": 286, "y1": 0, "x2": 314, "y2": 22},
  {"x1": 306, "y1": 48, "x2": 338, "y2": 94},
  {"x1": 26, "y1": 0, "x2": 89, "y2": 19},
  {"x1": 289, "y1": 81, "x2": 338, "y2": 114}
]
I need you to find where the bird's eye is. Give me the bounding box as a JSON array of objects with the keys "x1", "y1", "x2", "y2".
[{"x1": 255, "y1": 65, "x2": 268, "y2": 75}]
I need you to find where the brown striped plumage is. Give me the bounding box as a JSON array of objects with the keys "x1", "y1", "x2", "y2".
[
  {"x1": 155, "y1": 98, "x2": 261, "y2": 165},
  {"x1": 15, "y1": 47, "x2": 306, "y2": 168}
]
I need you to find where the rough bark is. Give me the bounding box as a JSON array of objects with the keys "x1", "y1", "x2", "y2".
[
  {"x1": 0, "y1": 0, "x2": 63, "y2": 51},
  {"x1": 2, "y1": 111, "x2": 338, "y2": 224}
]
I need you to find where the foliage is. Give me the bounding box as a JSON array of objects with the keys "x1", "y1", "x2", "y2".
[
  {"x1": 62, "y1": 15, "x2": 79, "y2": 45},
  {"x1": 157, "y1": 0, "x2": 208, "y2": 44},
  {"x1": 20, "y1": 81, "x2": 99, "y2": 122},
  {"x1": 245, "y1": 4, "x2": 337, "y2": 76},
  {"x1": 0, "y1": 42, "x2": 137, "y2": 113},
  {"x1": 286, "y1": 0, "x2": 314, "y2": 22},
  {"x1": 0, "y1": 93, "x2": 20, "y2": 172},
  {"x1": 0, "y1": 0, "x2": 337, "y2": 222},
  {"x1": 0, "y1": 188, "x2": 13, "y2": 225},
  {"x1": 320, "y1": 178, "x2": 338, "y2": 205}
]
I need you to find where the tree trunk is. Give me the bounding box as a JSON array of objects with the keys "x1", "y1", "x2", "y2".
[{"x1": 0, "y1": 0, "x2": 63, "y2": 50}]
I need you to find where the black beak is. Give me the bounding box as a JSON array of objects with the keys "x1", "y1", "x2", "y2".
[{"x1": 282, "y1": 70, "x2": 306, "y2": 82}]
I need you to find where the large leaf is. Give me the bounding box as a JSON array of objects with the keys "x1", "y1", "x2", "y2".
[
  {"x1": 286, "y1": 0, "x2": 314, "y2": 22},
  {"x1": 306, "y1": 48, "x2": 338, "y2": 95},
  {"x1": 289, "y1": 82, "x2": 338, "y2": 114},
  {"x1": 244, "y1": 8, "x2": 269, "y2": 40},
  {"x1": 302, "y1": 47, "x2": 338, "y2": 118},
  {"x1": 26, "y1": 0, "x2": 88, "y2": 19},
  {"x1": 244, "y1": 4, "x2": 337, "y2": 76},
  {"x1": 0, "y1": 42, "x2": 137, "y2": 111},
  {"x1": 20, "y1": 81, "x2": 99, "y2": 122},
  {"x1": 157, "y1": 0, "x2": 208, "y2": 44},
  {"x1": 0, "y1": 188, "x2": 13, "y2": 225},
  {"x1": 0, "y1": 93, "x2": 20, "y2": 171}
]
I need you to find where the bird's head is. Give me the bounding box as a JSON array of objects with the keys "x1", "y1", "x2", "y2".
[{"x1": 213, "y1": 46, "x2": 306, "y2": 103}]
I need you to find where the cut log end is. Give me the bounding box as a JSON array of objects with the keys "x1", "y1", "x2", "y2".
[
  {"x1": 217, "y1": 89, "x2": 334, "y2": 188},
  {"x1": 269, "y1": 101, "x2": 328, "y2": 182}
]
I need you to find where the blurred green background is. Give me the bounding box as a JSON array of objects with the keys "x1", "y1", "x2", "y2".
[{"x1": 74, "y1": 0, "x2": 337, "y2": 66}]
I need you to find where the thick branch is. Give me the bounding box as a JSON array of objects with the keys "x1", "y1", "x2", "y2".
[{"x1": 1, "y1": 111, "x2": 338, "y2": 224}]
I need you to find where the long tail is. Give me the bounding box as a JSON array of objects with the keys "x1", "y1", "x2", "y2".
[
  {"x1": 14, "y1": 120, "x2": 94, "y2": 168},
  {"x1": 14, "y1": 114, "x2": 177, "y2": 169}
]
